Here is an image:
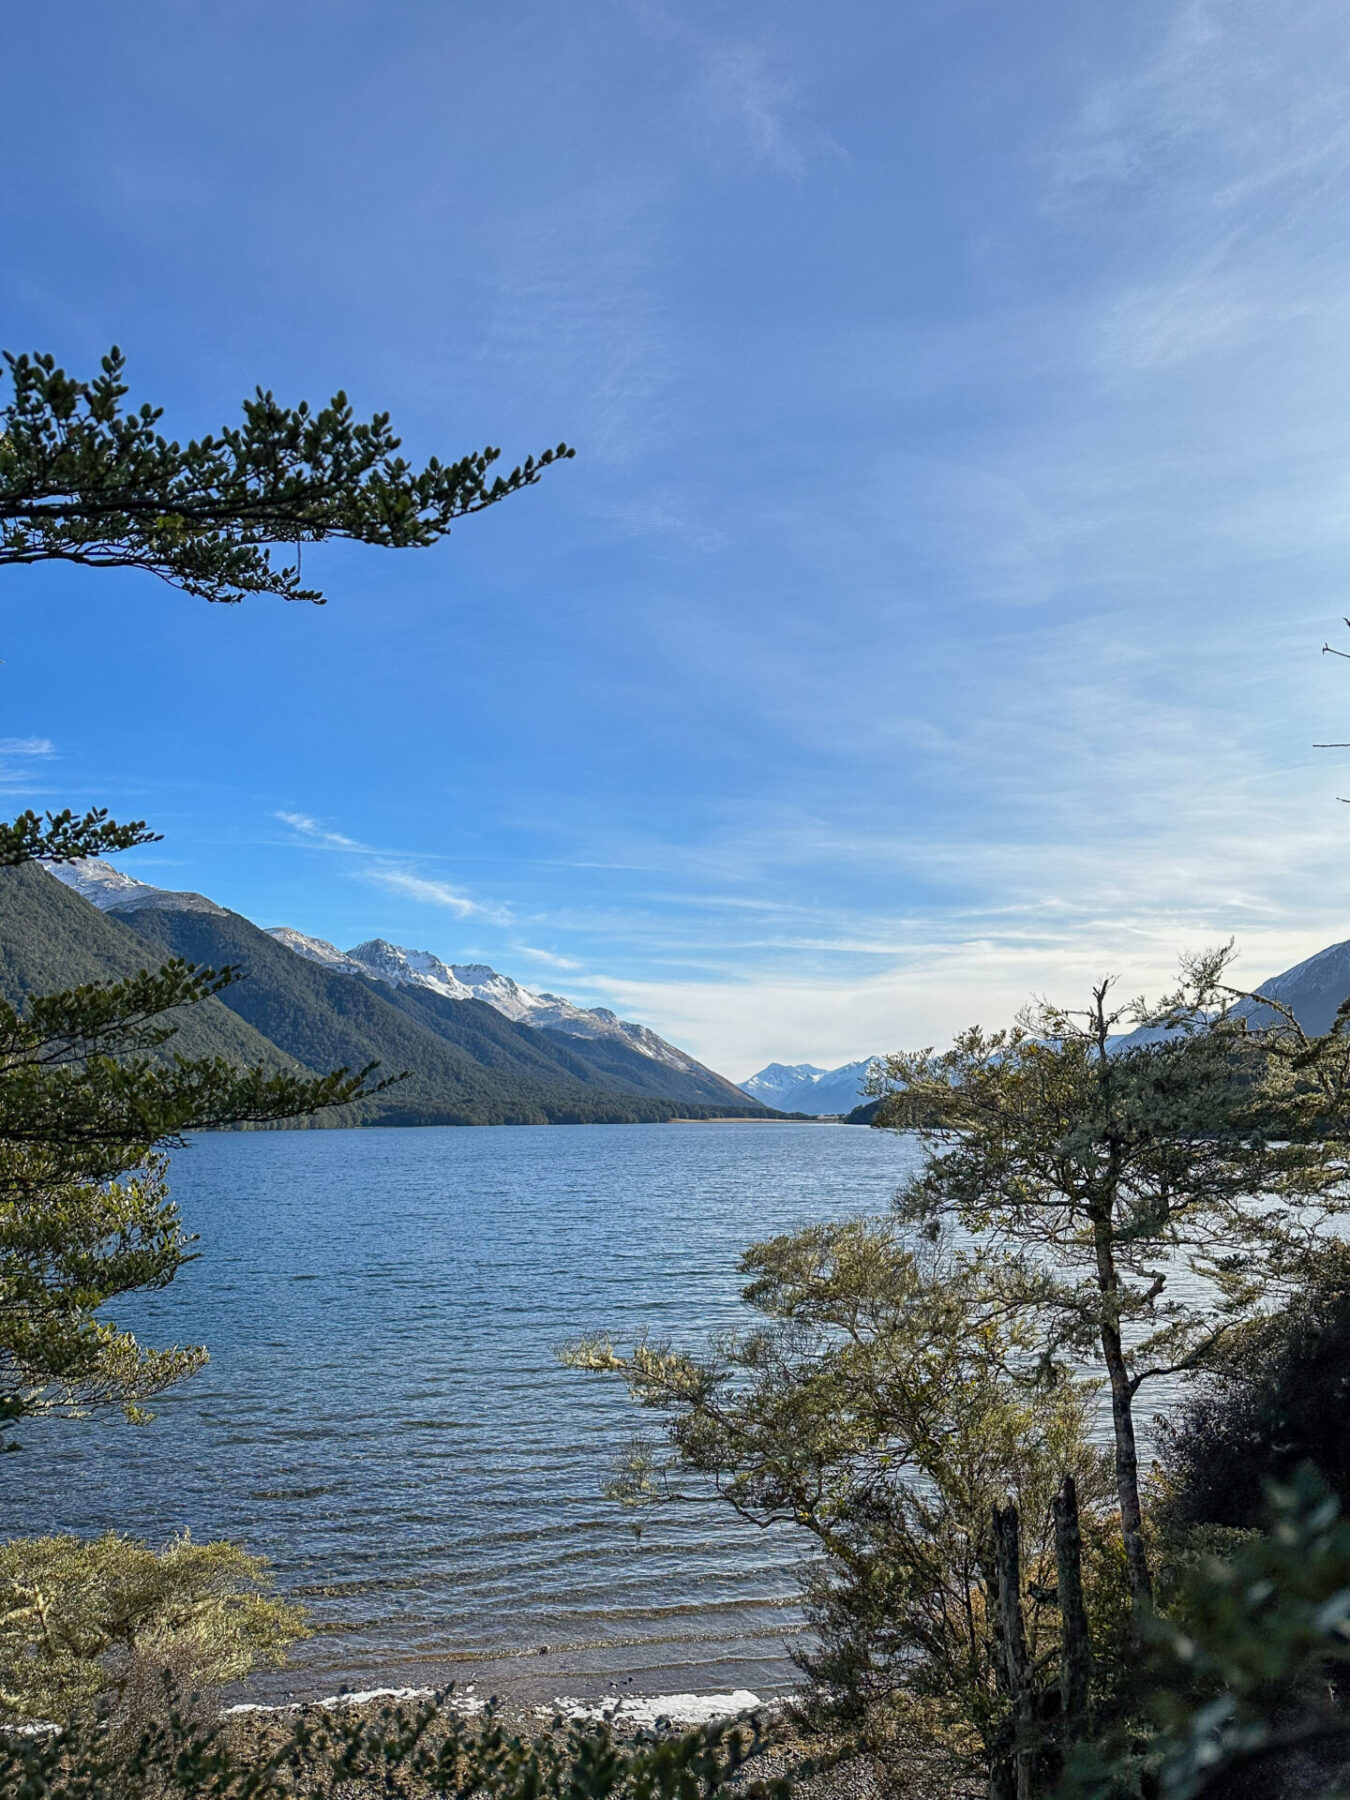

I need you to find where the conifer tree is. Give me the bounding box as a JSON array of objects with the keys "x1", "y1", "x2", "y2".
[
  {"x1": 0, "y1": 346, "x2": 568, "y2": 1441},
  {"x1": 0, "y1": 347, "x2": 572, "y2": 603}
]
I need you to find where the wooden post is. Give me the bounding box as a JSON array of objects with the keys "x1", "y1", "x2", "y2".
[
  {"x1": 1053, "y1": 1473, "x2": 1093, "y2": 1746},
  {"x1": 983, "y1": 1537, "x2": 1017, "y2": 1800},
  {"x1": 992, "y1": 1502, "x2": 1034, "y2": 1800}
]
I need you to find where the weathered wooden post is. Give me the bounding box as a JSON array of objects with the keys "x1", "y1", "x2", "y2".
[
  {"x1": 1053, "y1": 1472, "x2": 1093, "y2": 1748},
  {"x1": 983, "y1": 1530, "x2": 1017, "y2": 1800},
  {"x1": 992, "y1": 1501, "x2": 1035, "y2": 1800}
]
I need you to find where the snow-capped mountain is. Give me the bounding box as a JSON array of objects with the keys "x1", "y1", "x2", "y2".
[
  {"x1": 266, "y1": 926, "x2": 369, "y2": 977},
  {"x1": 40, "y1": 861, "x2": 738, "y2": 1091},
  {"x1": 739, "y1": 1063, "x2": 829, "y2": 1108},
  {"x1": 739, "y1": 1058, "x2": 878, "y2": 1115},
  {"x1": 1233, "y1": 937, "x2": 1350, "y2": 1036},
  {"x1": 342, "y1": 937, "x2": 475, "y2": 1001},
  {"x1": 269, "y1": 930, "x2": 720, "y2": 1080},
  {"x1": 46, "y1": 859, "x2": 226, "y2": 916},
  {"x1": 1113, "y1": 936, "x2": 1350, "y2": 1050}
]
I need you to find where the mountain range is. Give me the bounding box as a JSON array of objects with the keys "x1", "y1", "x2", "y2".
[
  {"x1": 19, "y1": 854, "x2": 1350, "y2": 1130},
  {"x1": 268, "y1": 928, "x2": 710, "y2": 1076},
  {"x1": 744, "y1": 939, "x2": 1350, "y2": 1114},
  {"x1": 739, "y1": 1059, "x2": 878, "y2": 1115},
  {"x1": 0, "y1": 860, "x2": 767, "y2": 1128}
]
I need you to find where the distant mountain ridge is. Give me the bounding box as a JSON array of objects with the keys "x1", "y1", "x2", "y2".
[
  {"x1": 282, "y1": 931, "x2": 712, "y2": 1078},
  {"x1": 1110, "y1": 938, "x2": 1350, "y2": 1053},
  {"x1": 32, "y1": 862, "x2": 766, "y2": 1126},
  {"x1": 49, "y1": 861, "x2": 724, "y2": 1090},
  {"x1": 52, "y1": 857, "x2": 227, "y2": 917},
  {"x1": 1232, "y1": 937, "x2": 1350, "y2": 1037},
  {"x1": 740, "y1": 1058, "x2": 878, "y2": 1115},
  {"x1": 743, "y1": 937, "x2": 1350, "y2": 1115}
]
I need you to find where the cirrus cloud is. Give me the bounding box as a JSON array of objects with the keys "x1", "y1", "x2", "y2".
[{"x1": 274, "y1": 811, "x2": 509, "y2": 924}]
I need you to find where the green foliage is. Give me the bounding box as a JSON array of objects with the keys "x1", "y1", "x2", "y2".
[
  {"x1": 0, "y1": 866, "x2": 294, "y2": 1072},
  {"x1": 1157, "y1": 1239, "x2": 1350, "y2": 1533},
  {"x1": 0, "y1": 348, "x2": 573, "y2": 604},
  {"x1": 1067, "y1": 1468, "x2": 1350, "y2": 1800},
  {"x1": 0, "y1": 1533, "x2": 307, "y2": 1724},
  {"x1": 0, "y1": 811, "x2": 157, "y2": 869},
  {"x1": 0, "y1": 1695, "x2": 786, "y2": 1800},
  {"x1": 564, "y1": 1219, "x2": 1117, "y2": 1794},
  {"x1": 868, "y1": 949, "x2": 1349, "y2": 1606},
  {"x1": 0, "y1": 1152, "x2": 205, "y2": 1430},
  {"x1": 0, "y1": 343, "x2": 578, "y2": 1448},
  {"x1": 0, "y1": 955, "x2": 385, "y2": 1192},
  {"x1": 0, "y1": 872, "x2": 388, "y2": 1443}
]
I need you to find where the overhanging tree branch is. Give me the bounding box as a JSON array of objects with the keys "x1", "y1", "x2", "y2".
[{"x1": 0, "y1": 348, "x2": 575, "y2": 604}]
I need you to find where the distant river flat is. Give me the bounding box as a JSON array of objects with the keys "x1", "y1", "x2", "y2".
[{"x1": 8, "y1": 1122, "x2": 922, "y2": 1703}]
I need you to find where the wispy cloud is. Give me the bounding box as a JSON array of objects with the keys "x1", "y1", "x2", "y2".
[
  {"x1": 630, "y1": 1, "x2": 844, "y2": 178},
  {"x1": 0, "y1": 735, "x2": 57, "y2": 795},
  {"x1": 275, "y1": 811, "x2": 363, "y2": 852},
  {"x1": 483, "y1": 177, "x2": 676, "y2": 469},
  {"x1": 587, "y1": 909, "x2": 1345, "y2": 1084},
  {"x1": 1046, "y1": 0, "x2": 1350, "y2": 241},
  {"x1": 693, "y1": 36, "x2": 828, "y2": 177},
  {"x1": 511, "y1": 945, "x2": 584, "y2": 971},
  {"x1": 275, "y1": 812, "x2": 509, "y2": 924},
  {"x1": 365, "y1": 867, "x2": 491, "y2": 920}
]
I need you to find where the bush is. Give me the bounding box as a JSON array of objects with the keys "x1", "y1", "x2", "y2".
[
  {"x1": 0, "y1": 1694, "x2": 789, "y2": 1800},
  {"x1": 0, "y1": 1532, "x2": 307, "y2": 1724},
  {"x1": 564, "y1": 1221, "x2": 1120, "y2": 1796},
  {"x1": 1156, "y1": 1241, "x2": 1350, "y2": 1533},
  {"x1": 1066, "y1": 1468, "x2": 1350, "y2": 1800}
]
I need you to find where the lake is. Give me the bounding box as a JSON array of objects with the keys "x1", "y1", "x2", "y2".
[{"x1": 7, "y1": 1122, "x2": 922, "y2": 1705}]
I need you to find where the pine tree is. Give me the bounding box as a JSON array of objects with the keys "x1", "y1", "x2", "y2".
[
  {"x1": 0, "y1": 347, "x2": 572, "y2": 603},
  {"x1": 0, "y1": 345, "x2": 567, "y2": 1441}
]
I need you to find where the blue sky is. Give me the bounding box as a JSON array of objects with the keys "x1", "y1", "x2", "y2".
[{"x1": 4, "y1": 0, "x2": 1350, "y2": 1078}]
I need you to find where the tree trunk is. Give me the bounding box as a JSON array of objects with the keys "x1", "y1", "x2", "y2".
[
  {"x1": 992, "y1": 1503, "x2": 1034, "y2": 1800},
  {"x1": 1092, "y1": 1212, "x2": 1153, "y2": 1607},
  {"x1": 1053, "y1": 1473, "x2": 1092, "y2": 1744}
]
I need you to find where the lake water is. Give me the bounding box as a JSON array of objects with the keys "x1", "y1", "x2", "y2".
[{"x1": 7, "y1": 1122, "x2": 922, "y2": 1705}]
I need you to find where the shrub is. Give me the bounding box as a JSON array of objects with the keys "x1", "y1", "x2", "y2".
[
  {"x1": 0, "y1": 1532, "x2": 307, "y2": 1724},
  {"x1": 1066, "y1": 1468, "x2": 1350, "y2": 1799},
  {"x1": 0, "y1": 1694, "x2": 788, "y2": 1800},
  {"x1": 564, "y1": 1221, "x2": 1120, "y2": 1796},
  {"x1": 1156, "y1": 1241, "x2": 1350, "y2": 1533}
]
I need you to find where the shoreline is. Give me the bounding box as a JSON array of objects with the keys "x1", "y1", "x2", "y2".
[
  {"x1": 218, "y1": 1682, "x2": 884, "y2": 1800},
  {"x1": 225, "y1": 1683, "x2": 782, "y2": 1735},
  {"x1": 226, "y1": 1647, "x2": 799, "y2": 1720}
]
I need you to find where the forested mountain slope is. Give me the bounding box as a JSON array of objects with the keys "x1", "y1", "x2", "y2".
[
  {"x1": 108, "y1": 898, "x2": 766, "y2": 1125},
  {"x1": 0, "y1": 864, "x2": 297, "y2": 1071},
  {"x1": 0, "y1": 867, "x2": 768, "y2": 1126},
  {"x1": 49, "y1": 860, "x2": 756, "y2": 1113}
]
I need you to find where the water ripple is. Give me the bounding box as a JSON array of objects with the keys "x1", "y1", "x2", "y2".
[{"x1": 5, "y1": 1122, "x2": 913, "y2": 1697}]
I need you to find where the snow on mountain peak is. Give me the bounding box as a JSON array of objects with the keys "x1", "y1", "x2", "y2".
[
  {"x1": 266, "y1": 927, "x2": 717, "y2": 1079},
  {"x1": 46, "y1": 858, "x2": 227, "y2": 916},
  {"x1": 265, "y1": 927, "x2": 368, "y2": 977},
  {"x1": 342, "y1": 939, "x2": 474, "y2": 1002},
  {"x1": 739, "y1": 1058, "x2": 877, "y2": 1115}
]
